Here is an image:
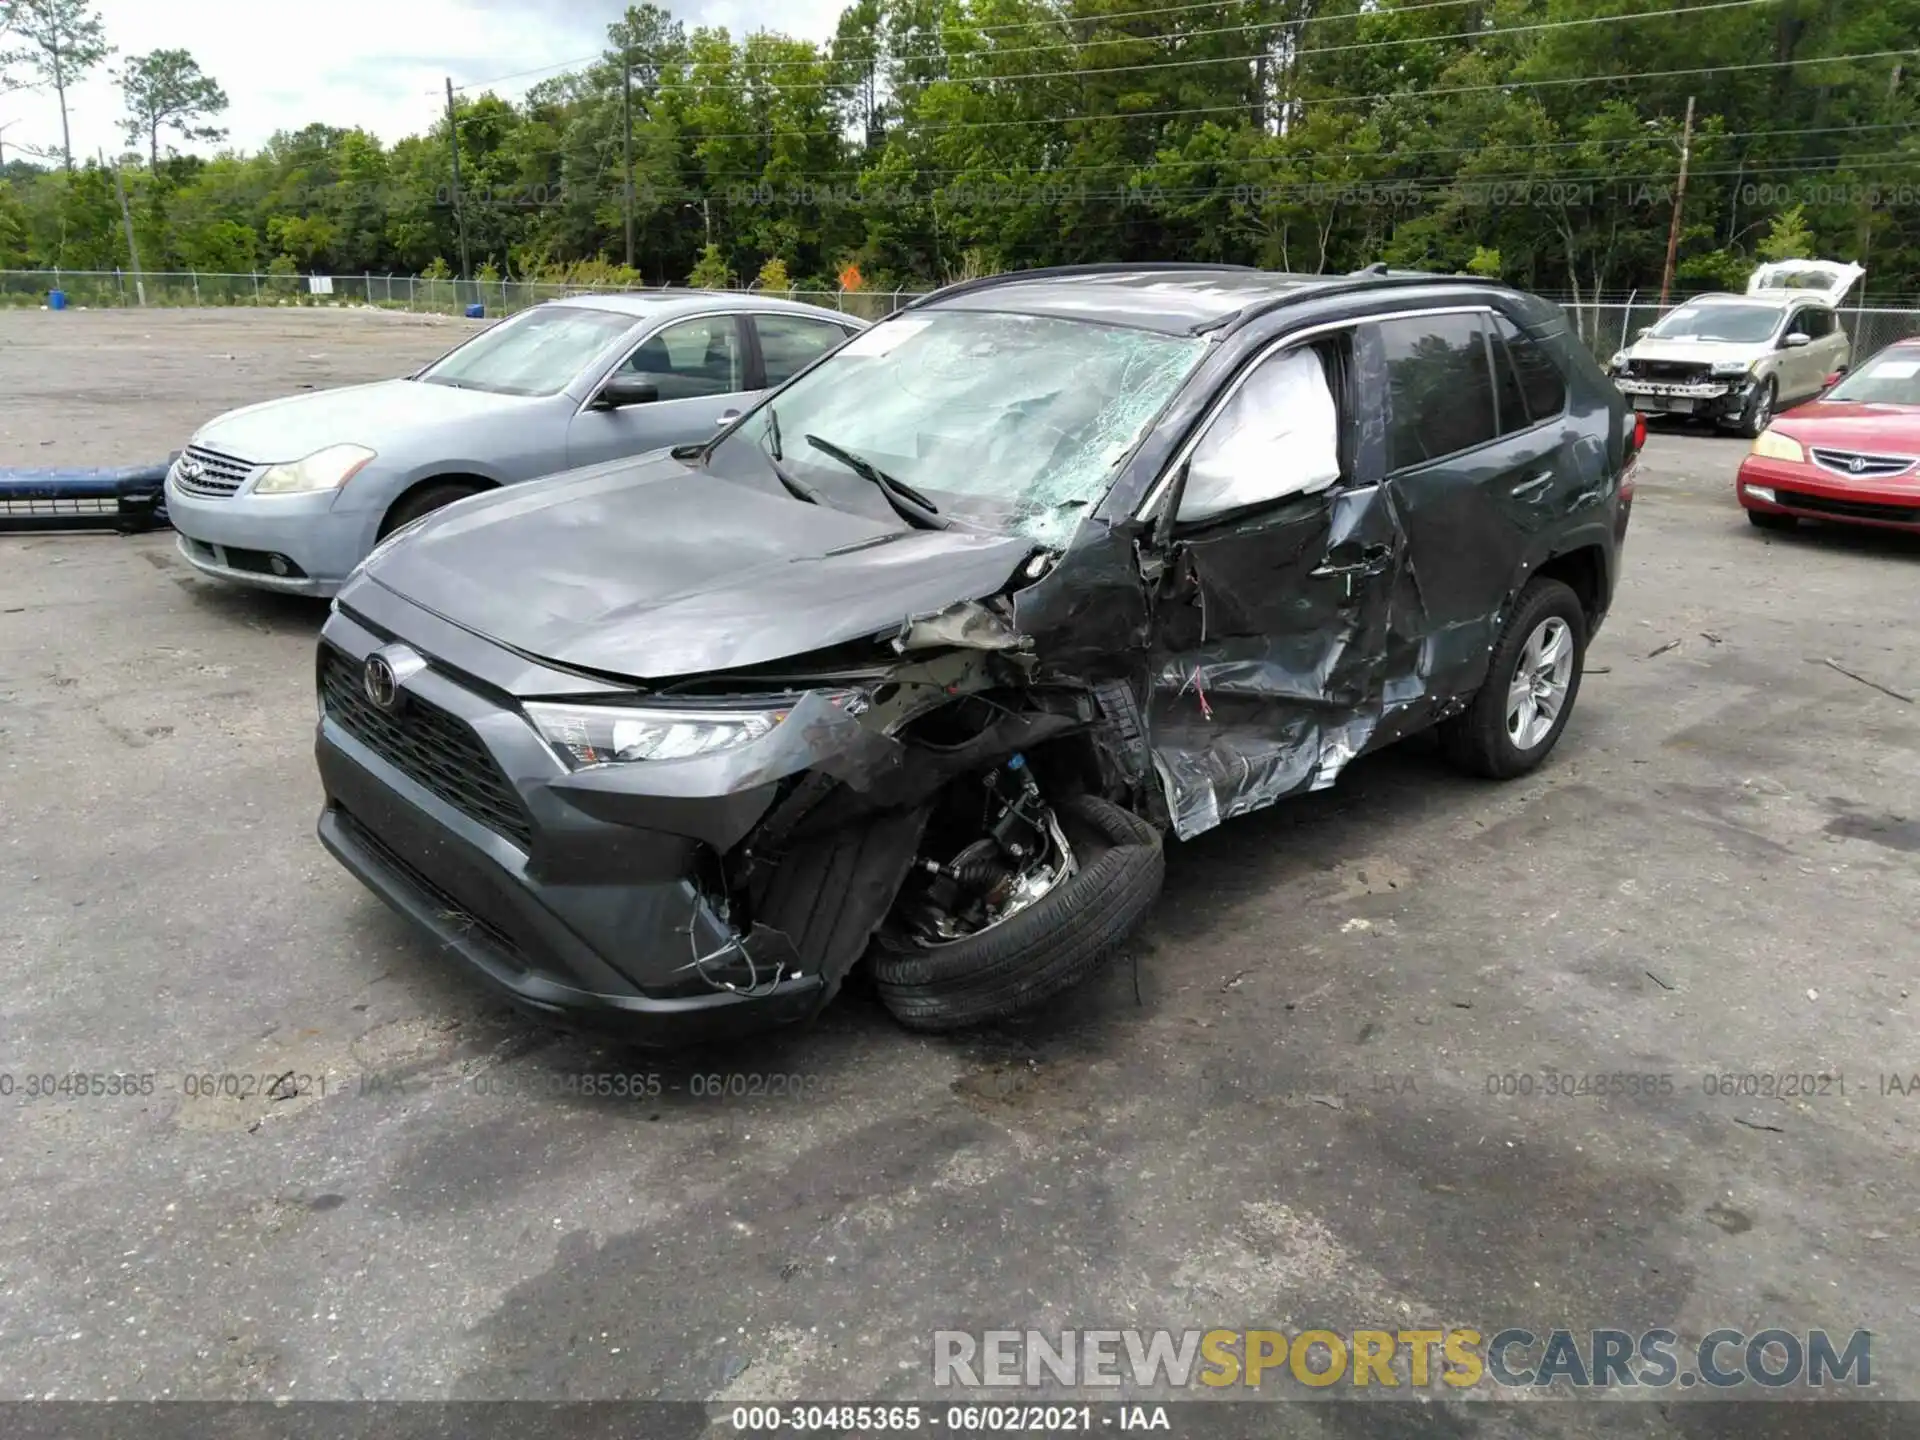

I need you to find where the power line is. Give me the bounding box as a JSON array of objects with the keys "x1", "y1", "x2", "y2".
[
  {"x1": 454, "y1": 0, "x2": 1771, "y2": 104},
  {"x1": 680, "y1": 119, "x2": 1919, "y2": 183},
  {"x1": 447, "y1": 0, "x2": 1490, "y2": 93},
  {"x1": 641, "y1": 48, "x2": 1917, "y2": 141}
]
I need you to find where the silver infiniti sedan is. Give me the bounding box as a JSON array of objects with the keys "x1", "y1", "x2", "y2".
[{"x1": 164, "y1": 292, "x2": 866, "y2": 595}]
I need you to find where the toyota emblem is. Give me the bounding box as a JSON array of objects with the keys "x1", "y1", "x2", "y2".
[
  {"x1": 1849, "y1": 456, "x2": 1868, "y2": 474},
  {"x1": 363, "y1": 653, "x2": 399, "y2": 710}
]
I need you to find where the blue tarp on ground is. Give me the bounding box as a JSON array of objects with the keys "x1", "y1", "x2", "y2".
[{"x1": 0, "y1": 459, "x2": 173, "y2": 533}]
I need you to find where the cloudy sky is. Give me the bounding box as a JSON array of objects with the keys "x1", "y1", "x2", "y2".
[{"x1": 3, "y1": 0, "x2": 846, "y2": 164}]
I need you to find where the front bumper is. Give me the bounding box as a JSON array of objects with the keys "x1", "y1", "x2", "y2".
[
  {"x1": 165, "y1": 474, "x2": 377, "y2": 596},
  {"x1": 313, "y1": 605, "x2": 836, "y2": 1046},
  {"x1": 1614, "y1": 374, "x2": 1754, "y2": 421},
  {"x1": 1736, "y1": 457, "x2": 1920, "y2": 533}
]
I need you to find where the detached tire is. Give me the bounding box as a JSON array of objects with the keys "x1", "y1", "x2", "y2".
[
  {"x1": 1438, "y1": 577, "x2": 1588, "y2": 780},
  {"x1": 870, "y1": 795, "x2": 1164, "y2": 1032}
]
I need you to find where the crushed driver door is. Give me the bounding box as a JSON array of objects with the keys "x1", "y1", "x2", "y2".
[{"x1": 1143, "y1": 329, "x2": 1413, "y2": 840}]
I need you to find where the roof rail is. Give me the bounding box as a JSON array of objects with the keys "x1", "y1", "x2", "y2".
[{"x1": 904, "y1": 261, "x2": 1264, "y2": 312}]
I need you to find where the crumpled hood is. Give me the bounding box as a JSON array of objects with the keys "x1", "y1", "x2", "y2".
[
  {"x1": 193, "y1": 378, "x2": 541, "y2": 462},
  {"x1": 360, "y1": 452, "x2": 1037, "y2": 681}
]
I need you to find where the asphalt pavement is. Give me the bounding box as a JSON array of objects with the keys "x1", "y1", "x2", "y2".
[{"x1": 1, "y1": 311, "x2": 1917, "y2": 1436}]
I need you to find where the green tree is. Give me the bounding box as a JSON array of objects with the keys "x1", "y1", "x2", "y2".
[
  {"x1": 755, "y1": 255, "x2": 791, "y2": 291},
  {"x1": 1757, "y1": 204, "x2": 1815, "y2": 263},
  {"x1": 688, "y1": 241, "x2": 731, "y2": 287},
  {"x1": 2, "y1": 0, "x2": 112, "y2": 173},
  {"x1": 116, "y1": 48, "x2": 228, "y2": 169}
]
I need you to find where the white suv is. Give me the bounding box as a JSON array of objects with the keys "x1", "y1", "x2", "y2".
[{"x1": 1608, "y1": 260, "x2": 1862, "y2": 436}]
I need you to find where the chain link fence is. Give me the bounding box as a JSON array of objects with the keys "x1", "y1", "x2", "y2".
[
  {"x1": 8, "y1": 269, "x2": 1920, "y2": 362},
  {"x1": 0, "y1": 269, "x2": 923, "y2": 322}
]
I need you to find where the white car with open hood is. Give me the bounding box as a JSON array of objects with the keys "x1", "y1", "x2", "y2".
[{"x1": 1607, "y1": 259, "x2": 1863, "y2": 437}]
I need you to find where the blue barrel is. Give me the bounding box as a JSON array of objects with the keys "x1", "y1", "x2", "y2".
[
  {"x1": 48, "y1": 289, "x2": 67, "y2": 310},
  {"x1": 464, "y1": 302, "x2": 485, "y2": 318}
]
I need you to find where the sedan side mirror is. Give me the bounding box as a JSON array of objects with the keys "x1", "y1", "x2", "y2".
[
  {"x1": 1635, "y1": 327, "x2": 1653, "y2": 339},
  {"x1": 597, "y1": 375, "x2": 659, "y2": 408},
  {"x1": 1783, "y1": 332, "x2": 1812, "y2": 349}
]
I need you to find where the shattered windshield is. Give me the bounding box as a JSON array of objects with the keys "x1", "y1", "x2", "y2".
[
  {"x1": 722, "y1": 310, "x2": 1207, "y2": 542},
  {"x1": 1645, "y1": 302, "x2": 1784, "y2": 344}
]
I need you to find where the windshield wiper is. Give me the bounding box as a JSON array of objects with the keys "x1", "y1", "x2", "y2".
[
  {"x1": 760, "y1": 407, "x2": 825, "y2": 506},
  {"x1": 804, "y1": 433, "x2": 948, "y2": 530}
]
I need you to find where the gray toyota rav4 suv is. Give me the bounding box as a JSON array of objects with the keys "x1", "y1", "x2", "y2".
[{"x1": 313, "y1": 264, "x2": 1640, "y2": 1045}]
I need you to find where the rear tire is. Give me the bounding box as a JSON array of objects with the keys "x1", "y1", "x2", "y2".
[
  {"x1": 1438, "y1": 578, "x2": 1587, "y2": 780},
  {"x1": 870, "y1": 794, "x2": 1164, "y2": 1032},
  {"x1": 380, "y1": 480, "x2": 485, "y2": 537},
  {"x1": 1747, "y1": 509, "x2": 1797, "y2": 532}
]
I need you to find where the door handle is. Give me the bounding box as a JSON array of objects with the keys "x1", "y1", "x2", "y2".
[
  {"x1": 715, "y1": 409, "x2": 741, "y2": 427},
  {"x1": 1510, "y1": 470, "x2": 1555, "y2": 499}
]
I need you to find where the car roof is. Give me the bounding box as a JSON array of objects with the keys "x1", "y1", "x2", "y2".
[
  {"x1": 910, "y1": 263, "x2": 1528, "y2": 336},
  {"x1": 913, "y1": 264, "x2": 1521, "y2": 335},
  {"x1": 544, "y1": 291, "x2": 860, "y2": 322}
]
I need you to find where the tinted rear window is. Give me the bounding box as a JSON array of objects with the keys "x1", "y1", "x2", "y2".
[
  {"x1": 1493, "y1": 314, "x2": 1567, "y2": 422},
  {"x1": 1380, "y1": 313, "x2": 1498, "y2": 469}
]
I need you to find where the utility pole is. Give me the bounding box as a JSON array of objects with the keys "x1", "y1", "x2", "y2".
[
  {"x1": 104, "y1": 150, "x2": 146, "y2": 307},
  {"x1": 444, "y1": 77, "x2": 472, "y2": 284},
  {"x1": 703, "y1": 196, "x2": 711, "y2": 248},
  {"x1": 1658, "y1": 95, "x2": 1695, "y2": 310},
  {"x1": 0, "y1": 121, "x2": 17, "y2": 168},
  {"x1": 622, "y1": 47, "x2": 635, "y2": 270}
]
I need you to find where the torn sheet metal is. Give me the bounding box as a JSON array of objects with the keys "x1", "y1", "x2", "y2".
[
  {"x1": 894, "y1": 598, "x2": 1029, "y2": 653},
  {"x1": 1144, "y1": 477, "x2": 1415, "y2": 841}
]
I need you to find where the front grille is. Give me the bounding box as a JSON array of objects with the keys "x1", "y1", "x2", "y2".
[
  {"x1": 1627, "y1": 359, "x2": 1713, "y2": 384},
  {"x1": 333, "y1": 805, "x2": 528, "y2": 967},
  {"x1": 320, "y1": 647, "x2": 535, "y2": 850},
  {"x1": 173, "y1": 444, "x2": 255, "y2": 498},
  {"x1": 1809, "y1": 448, "x2": 1917, "y2": 480},
  {"x1": 1773, "y1": 488, "x2": 1920, "y2": 525}
]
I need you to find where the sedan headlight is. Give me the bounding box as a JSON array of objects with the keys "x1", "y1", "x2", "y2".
[
  {"x1": 1609, "y1": 350, "x2": 1629, "y2": 370},
  {"x1": 1750, "y1": 428, "x2": 1804, "y2": 463},
  {"x1": 1709, "y1": 359, "x2": 1753, "y2": 378},
  {"x1": 253, "y1": 443, "x2": 377, "y2": 495},
  {"x1": 526, "y1": 700, "x2": 793, "y2": 768}
]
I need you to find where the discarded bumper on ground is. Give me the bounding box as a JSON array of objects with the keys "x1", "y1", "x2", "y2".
[{"x1": 0, "y1": 461, "x2": 172, "y2": 533}]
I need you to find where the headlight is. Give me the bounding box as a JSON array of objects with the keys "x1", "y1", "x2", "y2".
[
  {"x1": 253, "y1": 443, "x2": 377, "y2": 495},
  {"x1": 1609, "y1": 351, "x2": 1629, "y2": 370},
  {"x1": 525, "y1": 700, "x2": 793, "y2": 768},
  {"x1": 1750, "y1": 428, "x2": 1804, "y2": 463},
  {"x1": 1709, "y1": 359, "x2": 1752, "y2": 378}
]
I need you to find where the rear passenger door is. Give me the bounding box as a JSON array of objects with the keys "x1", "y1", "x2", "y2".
[
  {"x1": 565, "y1": 313, "x2": 749, "y2": 469},
  {"x1": 1367, "y1": 309, "x2": 1549, "y2": 701},
  {"x1": 753, "y1": 313, "x2": 858, "y2": 390}
]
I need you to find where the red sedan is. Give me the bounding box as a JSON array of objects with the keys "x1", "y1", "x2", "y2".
[{"x1": 1736, "y1": 340, "x2": 1920, "y2": 534}]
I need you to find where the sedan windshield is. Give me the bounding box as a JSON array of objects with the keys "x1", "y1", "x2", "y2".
[
  {"x1": 1645, "y1": 302, "x2": 1783, "y2": 344},
  {"x1": 417, "y1": 306, "x2": 635, "y2": 396},
  {"x1": 717, "y1": 310, "x2": 1206, "y2": 542},
  {"x1": 1824, "y1": 350, "x2": 1920, "y2": 405}
]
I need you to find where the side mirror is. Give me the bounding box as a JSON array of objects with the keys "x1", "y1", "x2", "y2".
[
  {"x1": 597, "y1": 375, "x2": 659, "y2": 408},
  {"x1": 1636, "y1": 327, "x2": 1653, "y2": 339},
  {"x1": 1783, "y1": 332, "x2": 1812, "y2": 349}
]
